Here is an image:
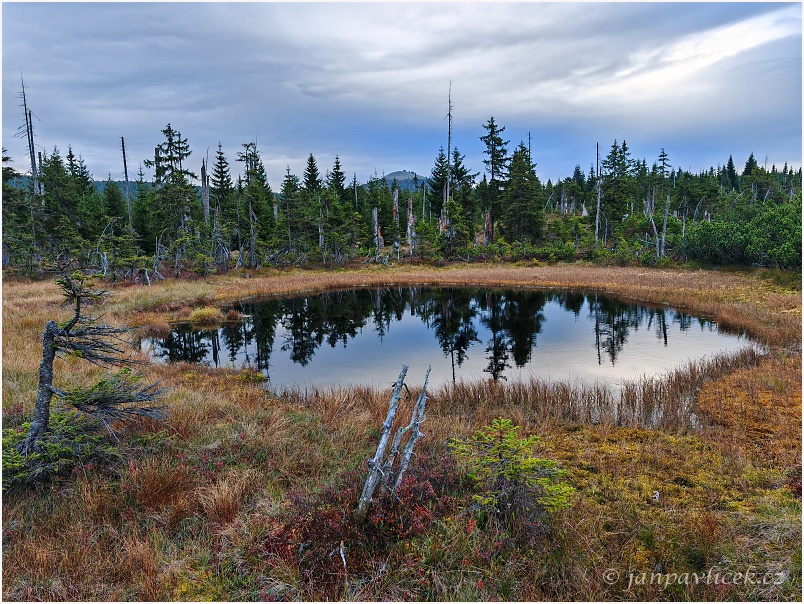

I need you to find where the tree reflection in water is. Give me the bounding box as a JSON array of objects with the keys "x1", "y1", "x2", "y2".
[{"x1": 144, "y1": 287, "x2": 743, "y2": 387}]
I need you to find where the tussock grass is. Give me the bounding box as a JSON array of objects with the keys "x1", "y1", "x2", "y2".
[
  {"x1": 3, "y1": 264, "x2": 800, "y2": 601},
  {"x1": 187, "y1": 306, "x2": 224, "y2": 326},
  {"x1": 199, "y1": 470, "x2": 257, "y2": 527},
  {"x1": 125, "y1": 456, "x2": 193, "y2": 510}
]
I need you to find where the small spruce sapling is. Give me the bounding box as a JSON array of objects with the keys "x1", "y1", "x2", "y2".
[{"x1": 450, "y1": 418, "x2": 574, "y2": 532}]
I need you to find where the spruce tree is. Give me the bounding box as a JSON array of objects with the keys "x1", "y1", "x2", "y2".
[
  {"x1": 303, "y1": 153, "x2": 322, "y2": 193},
  {"x1": 450, "y1": 146, "x2": 479, "y2": 224},
  {"x1": 601, "y1": 139, "x2": 636, "y2": 223},
  {"x1": 41, "y1": 147, "x2": 86, "y2": 260},
  {"x1": 102, "y1": 176, "x2": 127, "y2": 222},
  {"x1": 327, "y1": 155, "x2": 347, "y2": 203},
  {"x1": 211, "y1": 144, "x2": 235, "y2": 226},
  {"x1": 743, "y1": 153, "x2": 758, "y2": 178},
  {"x1": 209, "y1": 144, "x2": 236, "y2": 267},
  {"x1": 725, "y1": 155, "x2": 738, "y2": 191},
  {"x1": 480, "y1": 117, "x2": 509, "y2": 242},
  {"x1": 279, "y1": 167, "x2": 305, "y2": 254},
  {"x1": 1, "y1": 150, "x2": 40, "y2": 269},
  {"x1": 131, "y1": 166, "x2": 156, "y2": 254},
  {"x1": 501, "y1": 143, "x2": 544, "y2": 243},
  {"x1": 428, "y1": 147, "x2": 450, "y2": 207},
  {"x1": 142, "y1": 124, "x2": 200, "y2": 276},
  {"x1": 236, "y1": 142, "x2": 274, "y2": 267}
]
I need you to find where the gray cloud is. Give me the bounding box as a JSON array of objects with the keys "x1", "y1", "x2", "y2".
[{"x1": 3, "y1": 2, "x2": 800, "y2": 186}]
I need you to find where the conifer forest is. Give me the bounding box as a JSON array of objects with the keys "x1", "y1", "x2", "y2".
[{"x1": 3, "y1": 117, "x2": 801, "y2": 277}]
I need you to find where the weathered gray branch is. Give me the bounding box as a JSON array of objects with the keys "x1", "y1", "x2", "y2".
[
  {"x1": 393, "y1": 365, "x2": 430, "y2": 491},
  {"x1": 357, "y1": 365, "x2": 408, "y2": 516},
  {"x1": 358, "y1": 365, "x2": 432, "y2": 516}
]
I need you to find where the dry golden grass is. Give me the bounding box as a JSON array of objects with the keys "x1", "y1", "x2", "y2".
[
  {"x1": 2, "y1": 264, "x2": 800, "y2": 601},
  {"x1": 126, "y1": 456, "x2": 193, "y2": 510},
  {"x1": 128, "y1": 310, "x2": 172, "y2": 338},
  {"x1": 696, "y1": 351, "x2": 801, "y2": 468},
  {"x1": 187, "y1": 305, "x2": 224, "y2": 326},
  {"x1": 198, "y1": 469, "x2": 257, "y2": 527}
]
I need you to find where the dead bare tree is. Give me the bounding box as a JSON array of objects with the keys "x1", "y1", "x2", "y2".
[
  {"x1": 18, "y1": 262, "x2": 165, "y2": 456},
  {"x1": 660, "y1": 193, "x2": 671, "y2": 257},
  {"x1": 357, "y1": 365, "x2": 431, "y2": 517},
  {"x1": 445, "y1": 82, "x2": 453, "y2": 208},
  {"x1": 594, "y1": 142, "x2": 602, "y2": 248},
  {"x1": 406, "y1": 197, "x2": 415, "y2": 254},
  {"x1": 121, "y1": 137, "x2": 132, "y2": 224},
  {"x1": 18, "y1": 76, "x2": 42, "y2": 195},
  {"x1": 201, "y1": 157, "x2": 210, "y2": 226}
]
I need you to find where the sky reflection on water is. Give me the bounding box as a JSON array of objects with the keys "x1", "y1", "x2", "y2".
[{"x1": 142, "y1": 287, "x2": 749, "y2": 391}]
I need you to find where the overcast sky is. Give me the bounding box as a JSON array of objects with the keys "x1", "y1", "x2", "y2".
[{"x1": 2, "y1": 1, "x2": 801, "y2": 188}]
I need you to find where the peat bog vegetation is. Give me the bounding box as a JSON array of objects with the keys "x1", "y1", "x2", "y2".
[{"x1": 2, "y1": 263, "x2": 801, "y2": 601}]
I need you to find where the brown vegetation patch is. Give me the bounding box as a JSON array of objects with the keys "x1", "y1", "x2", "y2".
[
  {"x1": 3, "y1": 265, "x2": 800, "y2": 601},
  {"x1": 125, "y1": 456, "x2": 193, "y2": 510},
  {"x1": 696, "y1": 351, "x2": 802, "y2": 468}
]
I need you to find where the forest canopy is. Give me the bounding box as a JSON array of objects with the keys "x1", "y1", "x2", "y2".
[{"x1": 3, "y1": 120, "x2": 801, "y2": 277}]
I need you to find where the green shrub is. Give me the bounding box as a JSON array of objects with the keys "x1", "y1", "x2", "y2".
[
  {"x1": 450, "y1": 418, "x2": 574, "y2": 535},
  {"x1": 3, "y1": 410, "x2": 120, "y2": 490},
  {"x1": 534, "y1": 242, "x2": 577, "y2": 263}
]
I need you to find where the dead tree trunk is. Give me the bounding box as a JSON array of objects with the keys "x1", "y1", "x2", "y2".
[
  {"x1": 20, "y1": 77, "x2": 42, "y2": 195},
  {"x1": 121, "y1": 137, "x2": 132, "y2": 225},
  {"x1": 650, "y1": 214, "x2": 661, "y2": 259},
  {"x1": 392, "y1": 365, "x2": 430, "y2": 490},
  {"x1": 201, "y1": 158, "x2": 210, "y2": 226},
  {"x1": 422, "y1": 183, "x2": 426, "y2": 220},
  {"x1": 594, "y1": 143, "x2": 602, "y2": 248},
  {"x1": 358, "y1": 365, "x2": 408, "y2": 516},
  {"x1": 19, "y1": 269, "x2": 165, "y2": 456},
  {"x1": 248, "y1": 200, "x2": 257, "y2": 269},
  {"x1": 357, "y1": 365, "x2": 432, "y2": 516},
  {"x1": 318, "y1": 206, "x2": 325, "y2": 250},
  {"x1": 446, "y1": 82, "x2": 452, "y2": 205},
  {"x1": 372, "y1": 207, "x2": 379, "y2": 250},
  {"x1": 406, "y1": 197, "x2": 415, "y2": 253},
  {"x1": 660, "y1": 193, "x2": 671, "y2": 257},
  {"x1": 19, "y1": 320, "x2": 59, "y2": 455}
]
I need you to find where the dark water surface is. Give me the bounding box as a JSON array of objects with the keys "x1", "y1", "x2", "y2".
[{"x1": 142, "y1": 287, "x2": 749, "y2": 390}]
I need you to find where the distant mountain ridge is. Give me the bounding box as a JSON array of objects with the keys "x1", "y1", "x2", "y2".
[
  {"x1": 380, "y1": 170, "x2": 429, "y2": 192},
  {"x1": 11, "y1": 171, "x2": 431, "y2": 193}
]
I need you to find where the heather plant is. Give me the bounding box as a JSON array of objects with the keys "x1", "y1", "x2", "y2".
[
  {"x1": 260, "y1": 453, "x2": 466, "y2": 600},
  {"x1": 450, "y1": 418, "x2": 574, "y2": 536}
]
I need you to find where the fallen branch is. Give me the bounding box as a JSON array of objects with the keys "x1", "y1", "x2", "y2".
[
  {"x1": 357, "y1": 366, "x2": 407, "y2": 516},
  {"x1": 393, "y1": 365, "x2": 430, "y2": 490},
  {"x1": 357, "y1": 365, "x2": 431, "y2": 515}
]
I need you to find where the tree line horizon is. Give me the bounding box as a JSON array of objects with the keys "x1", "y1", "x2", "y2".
[{"x1": 3, "y1": 116, "x2": 801, "y2": 276}]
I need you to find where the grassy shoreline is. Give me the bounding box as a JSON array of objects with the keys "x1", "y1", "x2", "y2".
[{"x1": 2, "y1": 264, "x2": 801, "y2": 601}]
